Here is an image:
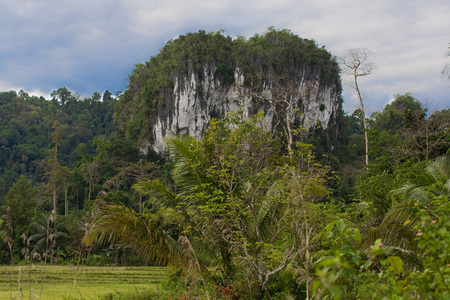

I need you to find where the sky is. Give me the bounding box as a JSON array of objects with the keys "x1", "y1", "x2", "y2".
[{"x1": 1, "y1": 0, "x2": 449, "y2": 114}]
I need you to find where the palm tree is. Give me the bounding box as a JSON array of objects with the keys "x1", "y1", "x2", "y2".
[
  {"x1": 369, "y1": 156, "x2": 450, "y2": 265},
  {"x1": 83, "y1": 135, "x2": 216, "y2": 298},
  {"x1": 84, "y1": 203, "x2": 207, "y2": 266},
  {"x1": 84, "y1": 114, "x2": 326, "y2": 297},
  {"x1": 86, "y1": 135, "x2": 223, "y2": 270},
  {"x1": 29, "y1": 213, "x2": 68, "y2": 263},
  {"x1": 29, "y1": 213, "x2": 68, "y2": 298}
]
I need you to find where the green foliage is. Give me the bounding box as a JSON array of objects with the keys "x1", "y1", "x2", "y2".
[
  {"x1": 160, "y1": 268, "x2": 190, "y2": 297},
  {"x1": 1, "y1": 176, "x2": 37, "y2": 235},
  {"x1": 263, "y1": 270, "x2": 306, "y2": 299},
  {"x1": 29, "y1": 213, "x2": 68, "y2": 263},
  {"x1": 89, "y1": 112, "x2": 330, "y2": 298},
  {"x1": 320, "y1": 104, "x2": 326, "y2": 112},
  {"x1": 407, "y1": 194, "x2": 450, "y2": 298},
  {"x1": 312, "y1": 219, "x2": 364, "y2": 299},
  {"x1": 313, "y1": 180, "x2": 450, "y2": 300},
  {"x1": 370, "y1": 156, "x2": 450, "y2": 259},
  {"x1": 313, "y1": 219, "x2": 410, "y2": 299},
  {"x1": 352, "y1": 93, "x2": 449, "y2": 218},
  {"x1": 84, "y1": 204, "x2": 187, "y2": 267},
  {"x1": 355, "y1": 159, "x2": 425, "y2": 217},
  {"x1": 243, "y1": 28, "x2": 340, "y2": 86},
  {"x1": 1, "y1": 29, "x2": 449, "y2": 300},
  {"x1": 371, "y1": 93, "x2": 423, "y2": 133},
  {"x1": 369, "y1": 93, "x2": 449, "y2": 166},
  {"x1": 0, "y1": 89, "x2": 117, "y2": 205}
]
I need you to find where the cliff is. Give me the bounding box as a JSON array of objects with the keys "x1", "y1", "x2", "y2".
[{"x1": 115, "y1": 29, "x2": 342, "y2": 153}]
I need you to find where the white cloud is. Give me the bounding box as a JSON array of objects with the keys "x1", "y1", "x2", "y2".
[{"x1": 0, "y1": 81, "x2": 50, "y2": 99}]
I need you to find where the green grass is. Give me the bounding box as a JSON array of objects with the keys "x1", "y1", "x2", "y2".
[{"x1": 0, "y1": 264, "x2": 167, "y2": 299}]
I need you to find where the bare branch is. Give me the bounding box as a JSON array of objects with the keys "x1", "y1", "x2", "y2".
[{"x1": 340, "y1": 48, "x2": 375, "y2": 166}]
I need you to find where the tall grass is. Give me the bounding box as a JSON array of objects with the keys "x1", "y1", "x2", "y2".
[{"x1": 0, "y1": 265, "x2": 166, "y2": 300}]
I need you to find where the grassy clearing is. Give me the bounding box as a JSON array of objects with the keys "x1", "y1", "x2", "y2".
[{"x1": 0, "y1": 265, "x2": 167, "y2": 299}]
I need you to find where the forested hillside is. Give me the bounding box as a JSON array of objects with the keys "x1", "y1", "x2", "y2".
[
  {"x1": 0, "y1": 88, "x2": 117, "y2": 205},
  {"x1": 0, "y1": 29, "x2": 449, "y2": 299}
]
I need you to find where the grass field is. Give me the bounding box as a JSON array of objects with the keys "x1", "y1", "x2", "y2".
[{"x1": 0, "y1": 264, "x2": 168, "y2": 299}]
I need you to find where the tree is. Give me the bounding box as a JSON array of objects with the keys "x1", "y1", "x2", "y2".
[
  {"x1": 91, "y1": 91, "x2": 101, "y2": 102},
  {"x1": 102, "y1": 90, "x2": 114, "y2": 102},
  {"x1": 0, "y1": 176, "x2": 37, "y2": 266},
  {"x1": 86, "y1": 112, "x2": 329, "y2": 298},
  {"x1": 81, "y1": 160, "x2": 99, "y2": 202},
  {"x1": 50, "y1": 87, "x2": 74, "y2": 105},
  {"x1": 313, "y1": 157, "x2": 450, "y2": 299},
  {"x1": 443, "y1": 43, "x2": 449, "y2": 80},
  {"x1": 369, "y1": 156, "x2": 450, "y2": 260},
  {"x1": 402, "y1": 106, "x2": 450, "y2": 161},
  {"x1": 248, "y1": 74, "x2": 309, "y2": 157},
  {"x1": 29, "y1": 213, "x2": 68, "y2": 264},
  {"x1": 364, "y1": 94, "x2": 425, "y2": 174},
  {"x1": 340, "y1": 49, "x2": 375, "y2": 166},
  {"x1": 371, "y1": 93, "x2": 423, "y2": 133},
  {"x1": 57, "y1": 165, "x2": 73, "y2": 215},
  {"x1": 29, "y1": 212, "x2": 68, "y2": 298},
  {"x1": 1, "y1": 176, "x2": 37, "y2": 237}
]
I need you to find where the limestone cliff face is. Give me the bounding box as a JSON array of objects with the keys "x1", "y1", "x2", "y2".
[
  {"x1": 149, "y1": 64, "x2": 340, "y2": 153},
  {"x1": 117, "y1": 30, "x2": 342, "y2": 153}
]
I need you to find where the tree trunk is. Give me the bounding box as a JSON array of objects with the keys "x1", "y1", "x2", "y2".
[
  {"x1": 64, "y1": 186, "x2": 68, "y2": 216},
  {"x1": 52, "y1": 181, "x2": 57, "y2": 215},
  {"x1": 354, "y1": 73, "x2": 369, "y2": 166}
]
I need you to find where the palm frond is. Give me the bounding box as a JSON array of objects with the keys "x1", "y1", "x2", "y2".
[
  {"x1": 165, "y1": 136, "x2": 205, "y2": 197},
  {"x1": 381, "y1": 244, "x2": 421, "y2": 270},
  {"x1": 256, "y1": 180, "x2": 287, "y2": 241},
  {"x1": 390, "y1": 183, "x2": 432, "y2": 206},
  {"x1": 133, "y1": 179, "x2": 178, "y2": 209},
  {"x1": 84, "y1": 204, "x2": 188, "y2": 267},
  {"x1": 426, "y1": 156, "x2": 450, "y2": 186},
  {"x1": 366, "y1": 156, "x2": 450, "y2": 270},
  {"x1": 258, "y1": 180, "x2": 282, "y2": 221}
]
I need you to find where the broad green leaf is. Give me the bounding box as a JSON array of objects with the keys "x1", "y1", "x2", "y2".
[
  {"x1": 387, "y1": 256, "x2": 404, "y2": 274},
  {"x1": 336, "y1": 219, "x2": 345, "y2": 233},
  {"x1": 324, "y1": 221, "x2": 336, "y2": 233}
]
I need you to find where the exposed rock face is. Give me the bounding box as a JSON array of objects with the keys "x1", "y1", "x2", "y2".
[
  {"x1": 117, "y1": 30, "x2": 343, "y2": 154},
  {"x1": 149, "y1": 64, "x2": 340, "y2": 153}
]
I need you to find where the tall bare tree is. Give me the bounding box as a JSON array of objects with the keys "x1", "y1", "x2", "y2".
[
  {"x1": 340, "y1": 48, "x2": 375, "y2": 166},
  {"x1": 247, "y1": 74, "x2": 309, "y2": 159},
  {"x1": 81, "y1": 161, "x2": 99, "y2": 202},
  {"x1": 443, "y1": 43, "x2": 449, "y2": 80}
]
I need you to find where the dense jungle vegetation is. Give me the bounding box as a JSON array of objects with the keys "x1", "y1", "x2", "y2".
[{"x1": 0, "y1": 29, "x2": 449, "y2": 299}]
